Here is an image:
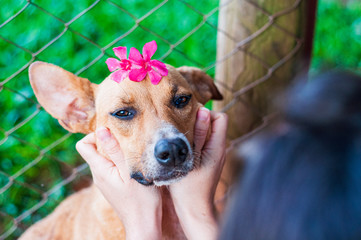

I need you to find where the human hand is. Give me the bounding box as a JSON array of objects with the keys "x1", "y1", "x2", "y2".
[
  {"x1": 169, "y1": 107, "x2": 228, "y2": 240},
  {"x1": 76, "y1": 127, "x2": 162, "y2": 240}
]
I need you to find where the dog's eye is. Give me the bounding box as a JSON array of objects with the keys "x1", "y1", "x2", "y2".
[
  {"x1": 111, "y1": 108, "x2": 136, "y2": 120},
  {"x1": 173, "y1": 95, "x2": 191, "y2": 109}
]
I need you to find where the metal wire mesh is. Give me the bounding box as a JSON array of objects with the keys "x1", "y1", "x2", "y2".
[{"x1": 0, "y1": 0, "x2": 306, "y2": 239}]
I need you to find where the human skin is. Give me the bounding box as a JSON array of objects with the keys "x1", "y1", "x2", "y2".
[
  {"x1": 76, "y1": 108, "x2": 228, "y2": 240},
  {"x1": 169, "y1": 110, "x2": 228, "y2": 240},
  {"x1": 76, "y1": 128, "x2": 162, "y2": 240}
]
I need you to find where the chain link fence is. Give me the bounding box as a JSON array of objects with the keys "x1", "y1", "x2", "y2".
[{"x1": 0, "y1": 0, "x2": 309, "y2": 239}]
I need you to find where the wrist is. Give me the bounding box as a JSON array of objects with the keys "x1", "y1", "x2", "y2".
[
  {"x1": 126, "y1": 223, "x2": 161, "y2": 240},
  {"x1": 173, "y1": 195, "x2": 215, "y2": 219},
  {"x1": 121, "y1": 205, "x2": 162, "y2": 240},
  {"x1": 180, "y1": 212, "x2": 218, "y2": 240},
  {"x1": 124, "y1": 214, "x2": 162, "y2": 240},
  {"x1": 175, "y1": 204, "x2": 218, "y2": 240}
]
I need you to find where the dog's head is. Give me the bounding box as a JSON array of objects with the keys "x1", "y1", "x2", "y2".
[{"x1": 29, "y1": 61, "x2": 222, "y2": 186}]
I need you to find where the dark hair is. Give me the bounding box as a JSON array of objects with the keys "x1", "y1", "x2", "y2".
[{"x1": 220, "y1": 71, "x2": 361, "y2": 240}]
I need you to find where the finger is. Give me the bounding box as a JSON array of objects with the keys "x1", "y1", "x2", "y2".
[
  {"x1": 204, "y1": 112, "x2": 228, "y2": 150},
  {"x1": 96, "y1": 127, "x2": 128, "y2": 179},
  {"x1": 193, "y1": 107, "x2": 211, "y2": 153},
  {"x1": 76, "y1": 133, "x2": 114, "y2": 171}
]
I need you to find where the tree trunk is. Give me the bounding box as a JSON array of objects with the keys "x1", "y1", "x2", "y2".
[{"x1": 214, "y1": 0, "x2": 317, "y2": 142}]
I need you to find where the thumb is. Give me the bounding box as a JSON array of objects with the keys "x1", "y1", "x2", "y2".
[
  {"x1": 96, "y1": 127, "x2": 127, "y2": 178},
  {"x1": 203, "y1": 112, "x2": 228, "y2": 152},
  {"x1": 194, "y1": 107, "x2": 211, "y2": 153}
]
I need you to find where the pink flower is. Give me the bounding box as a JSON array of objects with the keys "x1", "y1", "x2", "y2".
[
  {"x1": 128, "y1": 40, "x2": 168, "y2": 85},
  {"x1": 105, "y1": 46, "x2": 133, "y2": 83}
]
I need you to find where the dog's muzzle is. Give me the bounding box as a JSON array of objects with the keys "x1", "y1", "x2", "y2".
[
  {"x1": 133, "y1": 124, "x2": 194, "y2": 186},
  {"x1": 130, "y1": 138, "x2": 192, "y2": 186}
]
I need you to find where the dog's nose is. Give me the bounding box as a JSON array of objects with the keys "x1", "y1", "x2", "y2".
[{"x1": 154, "y1": 138, "x2": 188, "y2": 167}]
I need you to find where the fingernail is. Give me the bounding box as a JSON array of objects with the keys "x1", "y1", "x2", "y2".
[
  {"x1": 198, "y1": 107, "x2": 210, "y2": 122},
  {"x1": 96, "y1": 127, "x2": 111, "y2": 142}
]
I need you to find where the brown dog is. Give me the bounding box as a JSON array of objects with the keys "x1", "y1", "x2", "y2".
[{"x1": 20, "y1": 61, "x2": 225, "y2": 239}]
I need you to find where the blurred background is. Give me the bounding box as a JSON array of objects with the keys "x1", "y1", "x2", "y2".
[
  {"x1": 311, "y1": 0, "x2": 361, "y2": 74},
  {"x1": 0, "y1": 0, "x2": 360, "y2": 239}
]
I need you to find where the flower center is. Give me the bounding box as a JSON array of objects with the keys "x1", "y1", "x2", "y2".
[
  {"x1": 144, "y1": 62, "x2": 152, "y2": 71},
  {"x1": 120, "y1": 59, "x2": 132, "y2": 71}
]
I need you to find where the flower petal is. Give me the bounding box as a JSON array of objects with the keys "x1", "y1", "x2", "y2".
[
  {"x1": 148, "y1": 69, "x2": 162, "y2": 85},
  {"x1": 129, "y1": 47, "x2": 144, "y2": 65},
  {"x1": 113, "y1": 46, "x2": 127, "y2": 60},
  {"x1": 105, "y1": 58, "x2": 121, "y2": 72},
  {"x1": 129, "y1": 68, "x2": 147, "y2": 82},
  {"x1": 150, "y1": 60, "x2": 168, "y2": 76},
  {"x1": 110, "y1": 70, "x2": 129, "y2": 83},
  {"x1": 142, "y1": 40, "x2": 157, "y2": 62}
]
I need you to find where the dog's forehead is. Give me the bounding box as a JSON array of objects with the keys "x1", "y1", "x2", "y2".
[{"x1": 95, "y1": 66, "x2": 190, "y2": 107}]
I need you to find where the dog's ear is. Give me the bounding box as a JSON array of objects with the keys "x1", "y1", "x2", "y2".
[
  {"x1": 177, "y1": 66, "x2": 223, "y2": 105},
  {"x1": 29, "y1": 61, "x2": 97, "y2": 134}
]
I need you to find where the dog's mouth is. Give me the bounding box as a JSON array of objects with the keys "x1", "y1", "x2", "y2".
[
  {"x1": 130, "y1": 170, "x2": 190, "y2": 186},
  {"x1": 153, "y1": 170, "x2": 189, "y2": 186},
  {"x1": 130, "y1": 172, "x2": 154, "y2": 186}
]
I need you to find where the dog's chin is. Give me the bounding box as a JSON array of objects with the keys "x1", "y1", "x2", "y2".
[
  {"x1": 153, "y1": 172, "x2": 188, "y2": 186},
  {"x1": 131, "y1": 170, "x2": 189, "y2": 186}
]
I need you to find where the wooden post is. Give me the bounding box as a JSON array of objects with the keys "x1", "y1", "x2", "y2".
[{"x1": 214, "y1": 0, "x2": 317, "y2": 141}]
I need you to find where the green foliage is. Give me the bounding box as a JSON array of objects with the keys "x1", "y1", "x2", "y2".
[{"x1": 311, "y1": 0, "x2": 361, "y2": 73}]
